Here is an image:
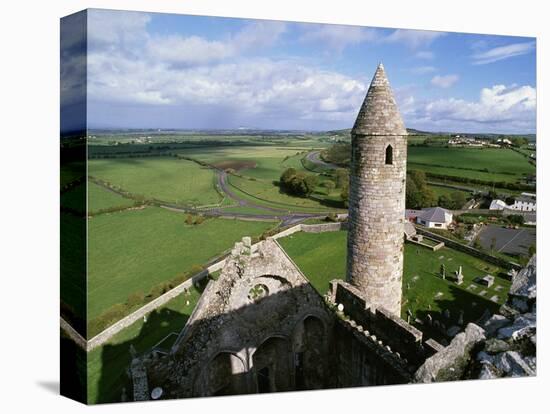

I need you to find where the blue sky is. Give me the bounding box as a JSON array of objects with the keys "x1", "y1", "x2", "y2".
[{"x1": 80, "y1": 9, "x2": 536, "y2": 133}]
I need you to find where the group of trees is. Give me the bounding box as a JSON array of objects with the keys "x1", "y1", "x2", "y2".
[
  {"x1": 320, "y1": 143, "x2": 351, "y2": 166},
  {"x1": 438, "y1": 191, "x2": 468, "y2": 210},
  {"x1": 406, "y1": 170, "x2": 437, "y2": 209},
  {"x1": 279, "y1": 168, "x2": 319, "y2": 197}
]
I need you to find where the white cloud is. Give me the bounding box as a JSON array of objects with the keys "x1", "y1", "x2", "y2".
[
  {"x1": 472, "y1": 41, "x2": 535, "y2": 65},
  {"x1": 88, "y1": 52, "x2": 367, "y2": 123},
  {"x1": 431, "y1": 74, "x2": 459, "y2": 88},
  {"x1": 88, "y1": 10, "x2": 151, "y2": 50},
  {"x1": 299, "y1": 25, "x2": 378, "y2": 52},
  {"x1": 410, "y1": 66, "x2": 436, "y2": 74},
  {"x1": 415, "y1": 51, "x2": 434, "y2": 60},
  {"x1": 407, "y1": 84, "x2": 536, "y2": 133},
  {"x1": 147, "y1": 35, "x2": 234, "y2": 66},
  {"x1": 383, "y1": 29, "x2": 445, "y2": 49}
]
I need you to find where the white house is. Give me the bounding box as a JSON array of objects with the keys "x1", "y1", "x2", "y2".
[
  {"x1": 416, "y1": 207, "x2": 453, "y2": 229},
  {"x1": 510, "y1": 193, "x2": 536, "y2": 212},
  {"x1": 489, "y1": 199, "x2": 509, "y2": 210}
]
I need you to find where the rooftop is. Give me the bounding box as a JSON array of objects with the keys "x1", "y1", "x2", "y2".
[
  {"x1": 417, "y1": 207, "x2": 451, "y2": 223},
  {"x1": 352, "y1": 63, "x2": 407, "y2": 137}
]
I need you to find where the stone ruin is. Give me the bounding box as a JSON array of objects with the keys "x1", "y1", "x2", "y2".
[
  {"x1": 128, "y1": 63, "x2": 536, "y2": 401},
  {"x1": 415, "y1": 255, "x2": 536, "y2": 382}
]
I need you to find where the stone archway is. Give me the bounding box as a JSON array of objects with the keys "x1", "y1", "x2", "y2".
[
  {"x1": 196, "y1": 351, "x2": 247, "y2": 397},
  {"x1": 252, "y1": 337, "x2": 291, "y2": 393},
  {"x1": 293, "y1": 315, "x2": 326, "y2": 390}
]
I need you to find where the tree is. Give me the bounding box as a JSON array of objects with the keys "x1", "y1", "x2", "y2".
[
  {"x1": 505, "y1": 196, "x2": 515, "y2": 205},
  {"x1": 407, "y1": 170, "x2": 436, "y2": 208},
  {"x1": 406, "y1": 177, "x2": 422, "y2": 209},
  {"x1": 450, "y1": 191, "x2": 467, "y2": 209},
  {"x1": 438, "y1": 194, "x2": 453, "y2": 209},
  {"x1": 303, "y1": 174, "x2": 318, "y2": 196},
  {"x1": 508, "y1": 214, "x2": 525, "y2": 226},
  {"x1": 280, "y1": 168, "x2": 318, "y2": 197},
  {"x1": 340, "y1": 183, "x2": 349, "y2": 206},
  {"x1": 322, "y1": 180, "x2": 336, "y2": 194},
  {"x1": 335, "y1": 169, "x2": 349, "y2": 188},
  {"x1": 473, "y1": 237, "x2": 482, "y2": 250},
  {"x1": 280, "y1": 168, "x2": 297, "y2": 185},
  {"x1": 528, "y1": 244, "x2": 536, "y2": 257},
  {"x1": 490, "y1": 237, "x2": 497, "y2": 252}
]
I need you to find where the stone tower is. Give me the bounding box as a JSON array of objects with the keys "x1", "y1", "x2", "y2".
[{"x1": 346, "y1": 63, "x2": 407, "y2": 316}]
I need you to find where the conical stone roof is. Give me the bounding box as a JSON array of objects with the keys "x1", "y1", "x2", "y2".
[{"x1": 352, "y1": 63, "x2": 407, "y2": 136}]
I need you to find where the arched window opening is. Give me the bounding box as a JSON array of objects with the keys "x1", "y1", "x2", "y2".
[{"x1": 385, "y1": 145, "x2": 393, "y2": 165}]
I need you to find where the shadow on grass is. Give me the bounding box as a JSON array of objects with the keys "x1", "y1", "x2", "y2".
[
  {"x1": 272, "y1": 181, "x2": 346, "y2": 210},
  {"x1": 413, "y1": 284, "x2": 500, "y2": 344},
  {"x1": 93, "y1": 306, "x2": 191, "y2": 404}
]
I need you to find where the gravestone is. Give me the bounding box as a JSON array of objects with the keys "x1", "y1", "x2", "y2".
[{"x1": 458, "y1": 310, "x2": 464, "y2": 326}]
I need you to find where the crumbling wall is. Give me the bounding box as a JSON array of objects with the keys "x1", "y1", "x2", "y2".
[
  {"x1": 414, "y1": 255, "x2": 536, "y2": 382},
  {"x1": 139, "y1": 238, "x2": 335, "y2": 400}
]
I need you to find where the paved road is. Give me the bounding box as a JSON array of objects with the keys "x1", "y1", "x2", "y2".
[
  {"x1": 305, "y1": 150, "x2": 340, "y2": 170},
  {"x1": 92, "y1": 167, "x2": 328, "y2": 226},
  {"x1": 163, "y1": 170, "x2": 325, "y2": 226}
]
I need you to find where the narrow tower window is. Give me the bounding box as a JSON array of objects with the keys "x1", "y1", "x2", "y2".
[{"x1": 385, "y1": 145, "x2": 393, "y2": 165}]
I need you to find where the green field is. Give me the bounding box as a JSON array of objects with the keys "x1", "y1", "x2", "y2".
[
  {"x1": 228, "y1": 174, "x2": 342, "y2": 212},
  {"x1": 278, "y1": 230, "x2": 509, "y2": 337},
  {"x1": 181, "y1": 146, "x2": 313, "y2": 181},
  {"x1": 88, "y1": 157, "x2": 221, "y2": 206},
  {"x1": 408, "y1": 147, "x2": 535, "y2": 183},
  {"x1": 87, "y1": 207, "x2": 276, "y2": 323},
  {"x1": 428, "y1": 185, "x2": 471, "y2": 200},
  {"x1": 87, "y1": 285, "x2": 202, "y2": 404},
  {"x1": 88, "y1": 181, "x2": 136, "y2": 213},
  {"x1": 60, "y1": 213, "x2": 86, "y2": 332}
]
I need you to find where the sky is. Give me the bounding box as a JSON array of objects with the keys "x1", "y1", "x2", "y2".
[{"x1": 66, "y1": 9, "x2": 536, "y2": 134}]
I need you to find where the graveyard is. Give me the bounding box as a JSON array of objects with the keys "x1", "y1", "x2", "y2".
[{"x1": 278, "y1": 229, "x2": 511, "y2": 343}]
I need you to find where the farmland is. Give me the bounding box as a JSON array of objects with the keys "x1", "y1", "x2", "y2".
[
  {"x1": 87, "y1": 206, "x2": 276, "y2": 323},
  {"x1": 88, "y1": 157, "x2": 222, "y2": 207},
  {"x1": 278, "y1": 230, "x2": 509, "y2": 340},
  {"x1": 408, "y1": 146, "x2": 535, "y2": 184},
  {"x1": 88, "y1": 181, "x2": 136, "y2": 213},
  {"x1": 180, "y1": 145, "x2": 314, "y2": 181}
]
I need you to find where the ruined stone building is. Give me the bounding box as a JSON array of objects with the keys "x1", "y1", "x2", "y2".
[{"x1": 130, "y1": 64, "x2": 536, "y2": 401}]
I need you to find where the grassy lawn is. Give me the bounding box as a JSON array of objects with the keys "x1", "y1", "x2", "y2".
[
  {"x1": 88, "y1": 181, "x2": 135, "y2": 213},
  {"x1": 87, "y1": 207, "x2": 276, "y2": 323},
  {"x1": 408, "y1": 147, "x2": 535, "y2": 183},
  {"x1": 229, "y1": 174, "x2": 343, "y2": 212},
  {"x1": 220, "y1": 206, "x2": 282, "y2": 216},
  {"x1": 88, "y1": 157, "x2": 221, "y2": 206},
  {"x1": 428, "y1": 185, "x2": 471, "y2": 200},
  {"x1": 60, "y1": 213, "x2": 86, "y2": 334},
  {"x1": 278, "y1": 230, "x2": 509, "y2": 339},
  {"x1": 87, "y1": 285, "x2": 202, "y2": 404},
  {"x1": 181, "y1": 146, "x2": 312, "y2": 181}
]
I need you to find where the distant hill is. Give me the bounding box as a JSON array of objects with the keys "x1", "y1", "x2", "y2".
[{"x1": 322, "y1": 128, "x2": 535, "y2": 141}]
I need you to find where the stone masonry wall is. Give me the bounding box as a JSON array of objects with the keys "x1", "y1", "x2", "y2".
[
  {"x1": 346, "y1": 132, "x2": 407, "y2": 316},
  {"x1": 346, "y1": 64, "x2": 408, "y2": 317}
]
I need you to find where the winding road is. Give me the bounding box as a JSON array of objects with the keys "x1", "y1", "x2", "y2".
[
  {"x1": 305, "y1": 150, "x2": 341, "y2": 170},
  {"x1": 91, "y1": 152, "x2": 340, "y2": 226},
  {"x1": 162, "y1": 169, "x2": 327, "y2": 226}
]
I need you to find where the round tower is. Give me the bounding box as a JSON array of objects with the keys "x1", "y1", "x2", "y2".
[{"x1": 346, "y1": 63, "x2": 407, "y2": 316}]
